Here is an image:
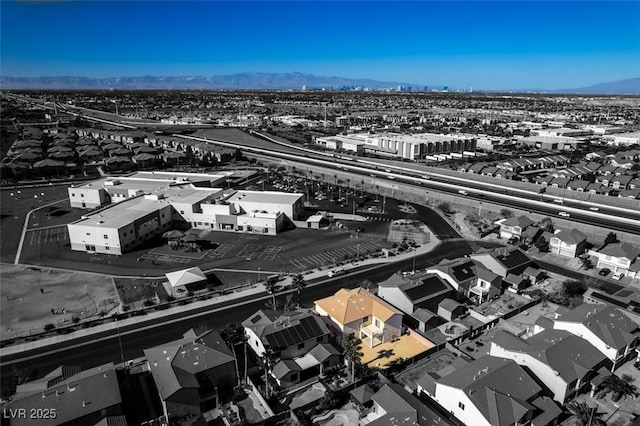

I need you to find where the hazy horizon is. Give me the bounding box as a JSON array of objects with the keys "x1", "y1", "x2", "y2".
[{"x1": 2, "y1": 1, "x2": 639, "y2": 91}]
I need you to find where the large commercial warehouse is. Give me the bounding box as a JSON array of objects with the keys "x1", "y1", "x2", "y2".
[
  {"x1": 68, "y1": 183, "x2": 304, "y2": 255},
  {"x1": 315, "y1": 132, "x2": 476, "y2": 160}
]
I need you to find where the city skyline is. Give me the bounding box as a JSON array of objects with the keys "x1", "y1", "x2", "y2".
[{"x1": 1, "y1": 1, "x2": 639, "y2": 90}]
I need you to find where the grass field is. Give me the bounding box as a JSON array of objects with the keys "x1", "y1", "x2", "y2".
[{"x1": 0, "y1": 264, "x2": 118, "y2": 340}]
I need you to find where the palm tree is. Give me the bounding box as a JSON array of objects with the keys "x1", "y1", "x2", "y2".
[
  {"x1": 292, "y1": 273, "x2": 306, "y2": 308},
  {"x1": 341, "y1": 333, "x2": 364, "y2": 383},
  {"x1": 566, "y1": 401, "x2": 606, "y2": 426},
  {"x1": 265, "y1": 278, "x2": 278, "y2": 311},
  {"x1": 597, "y1": 374, "x2": 639, "y2": 402},
  {"x1": 261, "y1": 348, "x2": 277, "y2": 397}
]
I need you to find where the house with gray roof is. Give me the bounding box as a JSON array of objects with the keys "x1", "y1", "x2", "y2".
[
  {"x1": 365, "y1": 383, "x2": 458, "y2": 426},
  {"x1": 144, "y1": 329, "x2": 236, "y2": 420},
  {"x1": 592, "y1": 242, "x2": 640, "y2": 279},
  {"x1": 489, "y1": 329, "x2": 609, "y2": 403},
  {"x1": 548, "y1": 304, "x2": 640, "y2": 371},
  {"x1": 549, "y1": 228, "x2": 588, "y2": 258},
  {"x1": 499, "y1": 215, "x2": 535, "y2": 240},
  {"x1": 8, "y1": 363, "x2": 125, "y2": 426},
  {"x1": 377, "y1": 272, "x2": 455, "y2": 315},
  {"x1": 427, "y1": 258, "x2": 503, "y2": 304},
  {"x1": 242, "y1": 310, "x2": 339, "y2": 389},
  {"x1": 470, "y1": 247, "x2": 532, "y2": 278},
  {"x1": 418, "y1": 355, "x2": 561, "y2": 426}
]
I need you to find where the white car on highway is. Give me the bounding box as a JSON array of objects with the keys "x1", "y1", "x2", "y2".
[
  {"x1": 327, "y1": 269, "x2": 346, "y2": 278},
  {"x1": 559, "y1": 211, "x2": 570, "y2": 217}
]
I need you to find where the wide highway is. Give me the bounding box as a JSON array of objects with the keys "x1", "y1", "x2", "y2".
[{"x1": 6, "y1": 93, "x2": 640, "y2": 234}]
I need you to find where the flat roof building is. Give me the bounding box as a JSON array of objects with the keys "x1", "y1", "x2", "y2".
[{"x1": 68, "y1": 182, "x2": 304, "y2": 255}]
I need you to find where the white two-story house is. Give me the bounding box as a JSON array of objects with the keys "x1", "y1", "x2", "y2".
[
  {"x1": 546, "y1": 304, "x2": 640, "y2": 371},
  {"x1": 549, "y1": 228, "x2": 588, "y2": 258},
  {"x1": 591, "y1": 242, "x2": 640, "y2": 278},
  {"x1": 490, "y1": 329, "x2": 608, "y2": 403}
]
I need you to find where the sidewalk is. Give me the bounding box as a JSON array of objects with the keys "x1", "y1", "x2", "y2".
[{"x1": 1, "y1": 233, "x2": 442, "y2": 358}]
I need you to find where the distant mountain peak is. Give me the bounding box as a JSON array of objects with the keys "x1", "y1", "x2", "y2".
[{"x1": 0, "y1": 72, "x2": 420, "y2": 90}]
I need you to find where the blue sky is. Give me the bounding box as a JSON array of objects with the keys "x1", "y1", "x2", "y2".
[{"x1": 1, "y1": 1, "x2": 639, "y2": 90}]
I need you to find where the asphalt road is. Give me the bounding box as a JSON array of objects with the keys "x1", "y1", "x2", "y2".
[{"x1": 0, "y1": 239, "x2": 481, "y2": 380}]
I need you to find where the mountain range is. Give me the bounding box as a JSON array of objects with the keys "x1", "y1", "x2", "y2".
[{"x1": 1, "y1": 73, "x2": 639, "y2": 94}]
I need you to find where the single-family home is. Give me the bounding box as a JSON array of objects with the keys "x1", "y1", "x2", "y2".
[
  {"x1": 427, "y1": 258, "x2": 503, "y2": 304},
  {"x1": 242, "y1": 310, "x2": 339, "y2": 388},
  {"x1": 490, "y1": 329, "x2": 609, "y2": 403},
  {"x1": 7, "y1": 363, "x2": 125, "y2": 426},
  {"x1": 470, "y1": 247, "x2": 533, "y2": 278},
  {"x1": 499, "y1": 215, "x2": 535, "y2": 240},
  {"x1": 377, "y1": 272, "x2": 455, "y2": 314},
  {"x1": 548, "y1": 304, "x2": 640, "y2": 371},
  {"x1": 314, "y1": 287, "x2": 403, "y2": 348},
  {"x1": 417, "y1": 355, "x2": 562, "y2": 426},
  {"x1": 549, "y1": 229, "x2": 588, "y2": 258},
  {"x1": 592, "y1": 242, "x2": 640, "y2": 277},
  {"x1": 144, "y1": 329, "x2": 237, "y2": 419},
  {"x1": 365, "y1": 383, "x2": 456, "y2": 426}
]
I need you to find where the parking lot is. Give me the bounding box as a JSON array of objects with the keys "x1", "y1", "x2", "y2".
[{"x1": 25, "y1": 226, "x2": 68, "y2": 245}]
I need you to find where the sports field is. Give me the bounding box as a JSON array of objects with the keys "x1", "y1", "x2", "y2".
[{"x1": 0, "y1": 264, "x2": 118, "y2": 340}]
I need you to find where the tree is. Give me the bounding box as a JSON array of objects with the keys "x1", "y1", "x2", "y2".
[
  {"x1": 596, "y1": 374, "x2": 639, "y2": 402},
  {"x1": 579, "y1": 257, "x2": 594, "y2": 270},
  {"x1": 500, "y1": 209, "x2": 514, "y2": 219},
  {"x1": 605, "y1": 232, "x2": 618, "y2": 245},
  {"x1": 292, "y1": 273, "x2": 306, "y2": 308},
  {"x1": 563, "y1": 280, "x2": 587, "y2": 298},
  {"x1": 265, "y1": 277, "x2": 278, "y2": 311},
  {"x1": 535, "y1": 236, "x2": 550, "y2": 252},
  {"x1": 539, "y1": 217, "x2": 555, "y2": 233},
  {"x1": 234, "y1": 148, "x2": 243, "y2": 161},
  {"x1": 260, "y1": 348, "x2": 277, "y2": 397},
  {"x1": 437, "y1": 202, "x2": 453, "y2": 214},
  {"x1": 341, "y1": 333, "x2": 363, "y2": 383},
  {"x1": 1, "y1": 365, "x2": 31, "y2": 399},
  {"x1": 565, "y1": 401, "x2": 606, "y2": 426}
]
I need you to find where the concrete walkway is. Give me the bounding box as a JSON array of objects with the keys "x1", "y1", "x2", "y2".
[{"x1": 1, "y1": 233, "x2": 442, "y2": 357}]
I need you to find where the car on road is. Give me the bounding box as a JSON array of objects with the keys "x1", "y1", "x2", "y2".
[
  {"x1": 612, "y1": 272, "x2": 624, "y2": 281},
  {"x1": 589, "y1": 207, "x2": 600, "y2": 211},
  {"x1": 327, "y1": 269, "x2": 346, "y2": 278},
  {"x1": 553, "y1": 199, "x2": 564, "y2": 204},
  {"x1": 559, "y1": 211, "x2": 570, "y2": 217},
  {"x1": 599, "y1": 268, "x2": 611, "y2": 276},
  {"x1": 458, "y1": 190, "x2": 469, "y2": 196}
]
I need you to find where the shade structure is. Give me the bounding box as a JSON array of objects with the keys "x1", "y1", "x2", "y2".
[
  {"x1": 162, "y1": 230, "x2": 185, "y2": 239},
  {"x1": 181, "y1": 234, "x2": 199, "y2": 243}
]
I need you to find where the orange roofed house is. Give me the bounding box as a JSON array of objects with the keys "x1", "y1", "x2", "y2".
[{"x1": 314, "y1": 287, "x2": 403, "y2": 348}]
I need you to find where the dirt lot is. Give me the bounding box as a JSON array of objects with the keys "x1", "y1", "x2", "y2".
[{"x1": 0, "y1": 264, "x2": 118, "y2": 340}]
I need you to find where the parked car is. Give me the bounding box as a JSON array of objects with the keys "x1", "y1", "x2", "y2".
[
  {"x1": 599, "y1": 268, "x2": 611, "y2": 276},
  {"x1": 612, "y1": 272, "x2": 624, "y2": 281},
  {"x1": 327, "y1": 269, "x2": 346, "y2": 278}
]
